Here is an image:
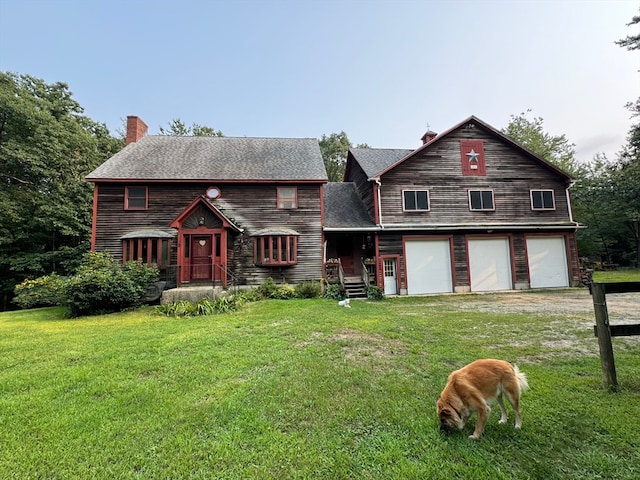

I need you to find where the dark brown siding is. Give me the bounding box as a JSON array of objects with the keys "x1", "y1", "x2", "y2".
[
  {"x1": 378, "y1": 125, "x2": 572, "y2": 226},
  {"x1": 94, "y1": 182, "x2": 323, "y2": 285},
  {"x1": 347, "y1": 161, "x2": 376, "y2": 221}
]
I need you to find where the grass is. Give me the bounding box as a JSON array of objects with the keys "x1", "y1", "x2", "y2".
[
  {"x1": 1, "y1": 292, "x2": 639, "y2": 479},
  {"x1": 592, "y1": 268, "x2": 640, "y2": 283}
]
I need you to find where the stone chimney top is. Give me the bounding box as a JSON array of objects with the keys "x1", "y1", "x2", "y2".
[
  {"x1": 421, "y1": 129, "x2": 437, "y2": 145},
  {"x1": 126, "y1": 116, "x2": 148, "y2": 145}
]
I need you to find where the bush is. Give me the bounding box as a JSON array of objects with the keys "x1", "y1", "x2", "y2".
[
  {"x1": 323, "y1": 283, "x2": 346, "y2": 300},
  {"x1": 366, "y1": 285, "x2": 385, "y2": 300},
  {"x1": 157, "y1": 294, "x2": 248, "y2": 317},
  {"x1": 295, "y1": 281, "x2": 322, "y2": 299},
  {"x1": 256, "y1": 277, "x2": 278, "y2": 298},
  {"x1": 65, "y1": 252, "x2": 158, "y2": 317},
  {"x1": 13, "y1": 274, "x2": 67, "y2": 309}
]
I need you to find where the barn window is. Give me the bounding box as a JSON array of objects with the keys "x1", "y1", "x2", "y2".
[
  {"x1": 403, "y1": 190, "x2": 430, "y2": 211},
  {"x1": 469, "y1": 190, "x2": 495, "y2": 211},
  {"x1": 125, "y1": 186, "x2": 148, "y2": 210},
  {"x1": 277, "y1": 187, "x2": 297, "y2": 209},
  {"x1": 254, "y1": 235, "x2": 298, "y2": 266},
  {"x1": 531, "y1": 190, "x2": 555, "y2": 210}
]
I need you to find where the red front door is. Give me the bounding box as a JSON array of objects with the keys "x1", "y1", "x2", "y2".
[{"x1": 191, "y1": 235, "x2": 212, "y2": 281}]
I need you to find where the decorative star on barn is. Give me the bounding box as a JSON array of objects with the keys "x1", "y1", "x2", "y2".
[{"x1": 466, "y1": 149, "x2": 480, "y2": 162}]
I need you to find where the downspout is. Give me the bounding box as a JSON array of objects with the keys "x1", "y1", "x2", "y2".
[
  {"x1": 375, "y1": 179, "x2": 384, "y2": 229},
  {"x1": 566, "y1": 180, "x2": 577, "y2": 224}
]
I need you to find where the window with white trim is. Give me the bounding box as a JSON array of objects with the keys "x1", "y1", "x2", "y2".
[
  {"x1": 403, "y1": 190, "x2": 430, "y2": 211},
  {"x1": 531, "y1": 190, "x2": 555, "y2": 210},
  {"x1": 469, "y1": 190, "x2": 495, "y2": 211}
]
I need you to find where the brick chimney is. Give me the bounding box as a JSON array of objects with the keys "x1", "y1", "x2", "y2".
[
  {"x1": 126, "y1": 116, "x2": 148, "y2": 145},
  {"x1": 421, "y1": 129, "x2": 437, "y2": 145}
]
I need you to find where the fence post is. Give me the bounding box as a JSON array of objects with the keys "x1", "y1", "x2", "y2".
[{"x1": 591, "y1": 283, "x2": 618, "y2": 391}]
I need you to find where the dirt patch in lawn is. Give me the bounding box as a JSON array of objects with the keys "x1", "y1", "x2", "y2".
[{"x1": 296, "y1": 329, "x2": 406, "y2": 363}]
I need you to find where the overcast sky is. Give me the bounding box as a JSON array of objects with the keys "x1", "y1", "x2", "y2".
[{"x1": 1, "y1": 0, "x2": 638, "y2": 163}]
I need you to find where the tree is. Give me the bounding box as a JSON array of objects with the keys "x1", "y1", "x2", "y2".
[
  {"x1": 319, "y1": 131, "x2": 369, "y2": 182},
  {"x1": 612, "y1": 13, "x2": 640, "y2": 266},
  {"x1": 614, "y1": 14, "x2": 640, "y2": 51},
  {"x1": 159, "y1": 118, "x2": 223, "y2": 137},
  {"x1": 502, "y1": 110, "x2": 582, "y2": 176},
  {"x1": 0, "y1": 72, "x2": 123, "y2": 310}
]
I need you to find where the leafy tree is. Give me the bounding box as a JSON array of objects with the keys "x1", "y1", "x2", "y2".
[
  {"x1": 611, "y1": 14, "x2": 640, "y2": 266},
  {"x1": 0, "y1": 72, "x2": 123, "y2": 310},
  {"x1": 502, "y1": 110, "x2": 582, "y2": 176},
  {"x1": 319, "y1": 131, "x2": 369, "y2": 182},
  {"x1": 159, "y1": 118, "x2": 223, "y2": 137}
]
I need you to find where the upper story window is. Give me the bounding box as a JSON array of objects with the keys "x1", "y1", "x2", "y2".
[
  {"x1": 277, "y1": 187, "x2": 297, "y2": 209},
  {"x1": 403, "y1": 190, "x2": 430, "y2": 211},
  {"x1": 125, "y1": 186, "x2": 148, "y2": 210},
  {"x1": 254, "y1": 235, "x2": 297, "y2": 266},
  {"x1": 469, "y1": 189, "x2": 495, "y2": 211},
  {"x1": 531, "y1": 190, "x2": 555, "y2": 210},
  {"x1": 460, "y1": 140, "x2": 486, "y2": 176}
]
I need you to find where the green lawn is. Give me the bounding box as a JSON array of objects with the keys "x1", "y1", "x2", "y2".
[
  {"x1": 592, "y1": 268, "x2": 640, "y2": 283},
  {"x1": 1, "y1": 292, "x2": 639, "y2": 479}
]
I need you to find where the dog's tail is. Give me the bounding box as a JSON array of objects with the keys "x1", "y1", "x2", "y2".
[{"x1": 513, "y1": 365, "x2": 529, "y2": 393}]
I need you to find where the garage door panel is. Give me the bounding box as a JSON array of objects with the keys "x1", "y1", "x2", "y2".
[
  {"x1": 527, "y1": 237, "x2": 569, "y2": 288},
  {"x1": 405, "y1": 239, "x2": 453, "y2": 295},
  {"x1": 468, "y1": 238, "x2": 512, "y2": 292}
]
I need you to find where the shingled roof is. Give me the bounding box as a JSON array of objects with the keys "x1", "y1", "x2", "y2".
[
  {"x1": 87, "y1": 135, "x2": 328, "y2": 182},
  {"x1": 349, "y1": 148, "x2": 413, "y2": 179},
  {"x1": 323, "y1": 183, "x2": 375, "y2": 230}
]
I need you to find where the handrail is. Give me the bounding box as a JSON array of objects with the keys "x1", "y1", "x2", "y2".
[
  {"x1": 337, "y1": 258, "x2": 345, "y2": 288},
  {"x1": 360, "y1": 258, "x2": 370, "y2": 285},
  {"x1": 213, "y1": 263, "x2": 241, "y2": 292}
]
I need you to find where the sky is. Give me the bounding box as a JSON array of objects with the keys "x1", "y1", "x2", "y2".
[{"x1": 0, "y1": 0, "x2": 638, "y2": 163}]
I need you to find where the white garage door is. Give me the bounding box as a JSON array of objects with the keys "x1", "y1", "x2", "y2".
[
  {"x1": 405, "y1": 239, "x2": 453, "y2": 295},
  {"x1": 468, "y1": 238, "x2": 512, "y2": 291},
  {"x1": 527, "y1": 237, "x2": 569, "y2": 288}
]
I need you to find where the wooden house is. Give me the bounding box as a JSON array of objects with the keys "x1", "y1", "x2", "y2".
[
  {"x1": 325, "y1": 115, "x2": 582, "y2": 295},
  {"x1": 87, "y1": 116, "x2": 327, "y2": 290},
  {"x1": 87, "y1": 115, "x2": 581, "y2": 297}
]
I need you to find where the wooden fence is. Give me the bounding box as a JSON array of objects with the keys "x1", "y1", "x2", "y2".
[{"x1": 591, "y1": 282, "x2": 640, "y2": 390}]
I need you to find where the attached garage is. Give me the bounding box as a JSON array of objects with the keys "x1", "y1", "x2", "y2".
[
  {"x1": 468, "y1": 237, "x2": 513, "y2": 291},
  {"x1": 405, "y1": 239, "x2": 453, "y2": 295},
  {"x1": 526, "y1": 236, "x2": 569, "y2": 288}
]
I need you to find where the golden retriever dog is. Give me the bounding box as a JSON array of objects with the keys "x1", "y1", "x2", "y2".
[{"x1": 437, "y1": 359, "x2": 529, "y2": 439}]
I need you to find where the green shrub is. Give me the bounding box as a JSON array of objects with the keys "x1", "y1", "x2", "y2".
[
  {"x1": 65, "y1": 252, "x2": 159, "y2": 317},
  {"x1": 295, "y1": 281, "x2": 322, "y2": 299},
  {"x1": 323, "y1": 283, "x2": 346, "y2": 300},
  {"x1": 13, "y1": 274, "x2": 67, "y2": 309},
  {"x1": 157, "y1": 294, "x2": 248, "y2": 317},
  {"x1": 256, "y1": 277, "x2": 278, "y2": 298},
  {"x1": 274, "y1": 283, "x2": 296, "y2": 299},
  {"x1": 366, "y1": 285, "x2": 384, "y2": 300}
]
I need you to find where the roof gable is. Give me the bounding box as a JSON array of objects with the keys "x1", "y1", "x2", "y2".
[
  {"x1": 87, "y1": 135, "x2": 328, "y2": 182},
  {"x1": 352, "y1": 115, "x2": 572, "y2": 182}
]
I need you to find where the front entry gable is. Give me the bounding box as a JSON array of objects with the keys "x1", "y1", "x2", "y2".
[
  {"x1": 169, "y1": 196, "x2": 243, "y2": 287},
  {"x1": 169, "y1": 196, "x2": 243, "y2": 232}
]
